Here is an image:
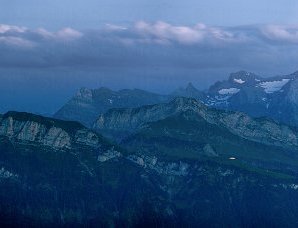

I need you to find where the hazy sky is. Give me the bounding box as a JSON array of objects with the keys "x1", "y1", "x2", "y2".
[
  {"x1": 1, "y1": 1, "x2": 298, "y2": 114},
  {"x1": 2, "y1": 0, "x2": 298, "y2": 28}
]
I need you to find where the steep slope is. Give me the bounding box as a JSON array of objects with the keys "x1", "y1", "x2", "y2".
[
  {"x1": 0, "y1": 111, "x2": 112, "y2": 150},
  {"x1": 0, "y1": 112, "x2": 161, "y2": 226},
  {"x1": 54, "y1": 87, "x2": 169, "y2": 126},
  {"x1": 93, "y1": 97, "x2": 298, "y2": 149},
  {"x1": 171, "y1": 82, "x2": 206, "y2": 100},
  {"x1": 206, "y1": 70, "x2": 298, "y2": 126},
  {"x1": 2, "y1": 112, "x2": 298, "y2": 226},
  {"x1": 121, "y1": 110, "x2": 298, "y2": 173}
]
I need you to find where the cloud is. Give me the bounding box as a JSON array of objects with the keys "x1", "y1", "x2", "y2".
[
  {"x1": 133, "y1": 21, "x2": 248, "y2": 45},
  {"x1": 0, "y1": 24, "x2": 27, "y2": 34},
  {"x1": 135, "y1": 21, "x2": 205, "y2": 44},
  {"x1": 55, "y1": 28, "x2": 83, "y2": 40},
  {"x1": 262, "y1": 25, "x2": 298, "y2": 43},
  {"x1": 105, "y1": 23, "x2": 128, "y2": 31},
  {"x1": 35, "y1": 28, "x2": 83, "y2": 40},
  {"x1": 0, "y1": 24, "x2": 83, "y2": 47},
  {"x1": 1, "y1": 21, "x2": 297, "y2": 48},
  {"x1": 0, "y1": 36, "x2": 35, "y2": 48},
  {"x1": 0, "y1": 21, "x2": 298, "y2": 71}
]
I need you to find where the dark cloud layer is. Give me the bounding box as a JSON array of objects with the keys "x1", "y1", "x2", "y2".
[{"x1": 1, "y1": 22, "x2": 298, "y2": 70}]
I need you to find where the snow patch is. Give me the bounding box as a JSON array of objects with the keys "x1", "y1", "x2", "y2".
[
  {"x1": 290, "y1": 184, "x2": 298, "y2": 190},
  {"x1": 234, "y1": 78, "x2": 245, "y2": 84},
  {"x1": 0, "y1": 167, "x2": 18, "y2": 179},
  {"x1": 218, "y1": 88, "x2": 240, "y2": 95},
  {"x1": 215, "y1": 95, "x2": 229, "y2": 101},
  {"x1": 258, "y1": 79, "x2": 290, "y2": 93},
  {"x1": 98, "y1": 147, "x2": 121, "y2": 162}
]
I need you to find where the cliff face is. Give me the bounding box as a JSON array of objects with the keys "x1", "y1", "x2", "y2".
[
  {"x1": 0, "y1": 116, "x2": 72, "y2": 149},
  {"x1": 215, "y1": 111, "x2": 298, "y2": 147},
  {"x1": 94, "y1": 98, "x2": 201, "y2": 131},
  {"x1": 94, "y1": 97, "x2": 298, "y2": 148},
  {"x1": 0, "y1": 112, "x2": 107, "y2": 150}
]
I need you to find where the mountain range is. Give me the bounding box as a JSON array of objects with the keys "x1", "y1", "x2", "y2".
[
  {"x1": 54, "y1": 87, "x2": 168, "y2": 126},
  {"x1": 54, "y1": 70, "x2": 298, "y2": 129},
  {"x1": 205, "y1": 70, "x2": 298, "y2": 127},
  {"x1": 94, "y1": 97, "x2": 298, "y2": 172},
  {"x1": 2, "y1": 97, "x2": 298, "y2": 226},
  {"x1": 2, "y1": 70, "x2": 298, "y2": 226}
]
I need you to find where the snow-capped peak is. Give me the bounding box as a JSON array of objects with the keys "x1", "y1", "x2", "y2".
[
  {"x1": 258, "y1": 79, "x2": 290, "y2": 94},
  {"x1": 234, "y1": 78, "x2": 245, "y2": 84},
  {"x1": 218, "y1": 88, "x2": 240, "y2": 95}
]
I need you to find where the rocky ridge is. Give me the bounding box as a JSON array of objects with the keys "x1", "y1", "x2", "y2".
[
  {"x1": 2, "y1": 110, "x2": 298, "y2": 226},
  {"x1": 0, "y1": 111, "x2": 108, "y2": 150},
  {"x1": 94, "y1": 97, "x2": 298, "y2": 148},
  {"x1": 53, "y1": 70, "x2": 298, "y2": 128},
  {"x1": 205, "y1": 70, "x2": 298, "y2": 126},
  {"x1": 54, "y1": 87, "x2": 169, "y2": 126}
]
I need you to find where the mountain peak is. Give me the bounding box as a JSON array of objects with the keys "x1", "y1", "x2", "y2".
[
  {"x1": 170, "y1": 96, "x2": 199, "y2": 106},
  {"x1": 186, "y1": 82, "x2": 196, "y2": 90},
  {"x1": 171, "y1": 83, "x2": 205, "y2": 100},
  {"x1": 289, "y1": 70, "x2": 298, "y2": 78},
  {"x1": 76, "y1": 87, "x2": 93, "y2": 100},
  {"x1": 228, "y1": 71, "x2": 261, "y2": 83}
]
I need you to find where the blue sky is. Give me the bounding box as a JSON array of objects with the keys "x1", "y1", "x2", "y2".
[
  {"x1": 1, "y1": 1, "x2": 298, "y2": 114},
  {"x1": 2, "y1": 0, "x2": 298, "y2": 28}
]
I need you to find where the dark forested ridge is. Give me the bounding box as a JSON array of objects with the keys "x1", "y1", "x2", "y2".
[{"x1": 1, "y1": 101, "x2": 298, "y2": 226}]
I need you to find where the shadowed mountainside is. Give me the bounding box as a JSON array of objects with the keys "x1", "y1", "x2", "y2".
[{"x1": 1, "y1": 111, "x2": 298, "y2": 226}]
